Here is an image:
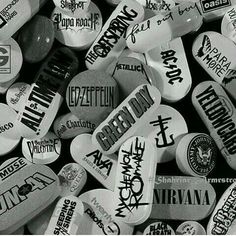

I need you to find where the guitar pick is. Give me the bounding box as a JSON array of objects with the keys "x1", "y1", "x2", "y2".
[
  {"x1": 0, "y1": 0, "x2": 48, "y2": 41},
  {"x1": 18, "y1": 15, "x2": 55, "y2": 63},
  {"x1": 58, "y1": 163, "x2": 87, "y2": 197},
  {"x1": 136, "y1": 0, "x2": 176, "y2": 19},
  {"x1": 70, "y1": 134, "x2": 117, "y2": 190},
  {"x1": 45, "y1": 196, "x2": 84, "y2": 235},
  {"x1": 106, "y1": 57, "x2": 154, "y2": 101},
  {"x1": 53, "y1": 0, "x2": 91, "y2": 16},
  {"x1": 113, "y1": 136, "x2": 157, "y2": 225},
  {"x1": 51, "y1": 2, "x2": 102, "y2": 51},
  {"x1": 78, "y1": 189, "x2": 134, "y2": 235},
  {"x1": 0, "y1": 37, "x2": 22, "y2": 83},
  {"x1": 176, "y1": 133, "x2": 217, "y2": 177},
  {"x1": 192, "y1": 31, "x2": 236, "y2": 101},
  {"x1": 176, "y1": 221, "x2": 206, "y2": 235},
  {"x1": 143, "y1": 221, "x2": 175, "y2": 235},
  {"x1": 152, "y1": 176, "x2": 216, "y2": 220},
  {"x1": 6, "y1": 82, "x2": 30, "y2": 112},
  {"x1": 221, "y1": 5, "x2": 236, "y2": 43},
  {"x1": 145, "y1": 37, "x2": 192, "y2": 103},
  {"x1": 16, "y1": 47, "x2": 79, "y2": 139},
  {"x1": 135, "y1": 104, "x2": 188, "y2": 163},
  {"x1": 92, "y1": 84, "x2": 161, "y2": 155},
  {"x1": 85, "y1": 0, "x2": 144, "y2": 70},
  {"x1": 0, "y1": 103, "x2": 21, "y2": 156},
  {"x1": 192, "y1": 81, "x2": 236, "y2": 170},
  {"x1": 27, "y1": 163, "x2": 86, "y2": 235},
  {"x1": 0, "y1": 158, "x2": 60, "y2": 234},
  {"x1": 207, "y1": 181, "x2": 236, "y2": 234},
  {"x1": 126, "y1": 2, "x2": 203, "y2": 53},
  {"x1": 53, "y1": 112, "x2": 96, "y2": 139},
  {"x1": 22, "y1": 131, "x2": 61, "y2": 165},
  {"x1": 66, "y1": 70, "x2": 119, "y2": 126}
]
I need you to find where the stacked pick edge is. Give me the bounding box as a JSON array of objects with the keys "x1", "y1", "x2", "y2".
[{"x1": 0, "y1": 157, "x2": 60, "y2": 234}]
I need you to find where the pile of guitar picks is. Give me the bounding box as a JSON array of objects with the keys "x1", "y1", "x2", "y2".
[{"x1": 0, "y1": 0, "x2": 235, "y2": 234}]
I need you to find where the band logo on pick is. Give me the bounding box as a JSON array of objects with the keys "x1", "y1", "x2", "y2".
[
  {"x1": 145, "y1": 0, "x2": 172, "y2": 11},
  {"x1": 150, "y1": 115, "x2": 174, "y2": 148},
  {"x1": 0, "y1": 173, "x2": 55, "y2": 216},
  {"x1": 115, "y1": 137, "x2": 148, "y2": 218},
  {"x1": 187, "y1": 134, "x2": 217, "y2": 175},
  {"x1": 83, "y1": 150, "x2": 113, "y2": 178},
  {"x1": 196, "y1": 35, "x2": 231, "y2": 78},
  {"x1": 201, "y1": 0, "x2": 231, "y2": 13},
  {"x1": 0, "y1": 45, "x2": 11, "y2": 74},
  {"x1": 52, "y1": 12, "x2": 100, "y2": 32},
  {"x1": 60, "y1": 0, "x2": 87, "y2": 13}
]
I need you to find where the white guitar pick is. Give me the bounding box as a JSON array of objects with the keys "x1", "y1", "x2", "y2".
[
  {"x1": 126, "y1": 2, "x2": 203, "y2": 53},
  {"x1": 66, "y1": 70, "x2": 119, "y2": 126},
  {"x1": 6, "y1": 82, "x2": 31, "y2": 112},
  {"x1": 207, "y1": 181, "x2": 236, "y2": 234},
  {"x1": 58, "y1": 163, "x2": 87, "y2": 197},
  {"x1": 45, "y1": 196, "x2": 84, "y2": 235},
  {"x1": 16, "y1": 47, "x2": 78, "y2": 139},
  {"x1": 78, "y1": 189, "x2": 134, "y2": 235},
  {"x1": 51, "y1": 2, "x2": 102, "y2": 50},
  {"x1": 0, "y1": 38, "x2": 22, "y2": 83},
  {"x1": 70, "y1": 134, "x2": 117, "y2": 190},
  {"x1": 152, "y1": 176, "x2": 216, "y2": 220},
  {"x1": 113, "y1": 136, "x2": 157, "y2": 225},
  {"x1": 192, "y1": 31, "x2": 236, "y2": 101},
  {"x1": 146, "y1": 37, "x2": 192, "y2": 102},
  {"x1": 176, "y1": 221, "x2": 206, "y2": 235},
  {"x1": 0, "y1": 159, "x2": 60, "y2": 234},
  {"x1": 22, "y1": 131, "x2": 61, "y2": 165},
  {"x1": 92, "y1": 84, "x2": 161, "y2": 155},
  {"x1": 135, "y1": 104, "x2": 188, "y2": 163},
  {"x1": 53, "y1": 112, "x2": 96, "y2": 139},
  {"x1": 85, "y1": 0, "x2": 144, "y2": 70},
  {"x1": 192, "y1": 81, "x2": 236, "y2": 170},
  {"x1": 106, "y1": 57, "x2": 154, "y2": 100}
]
